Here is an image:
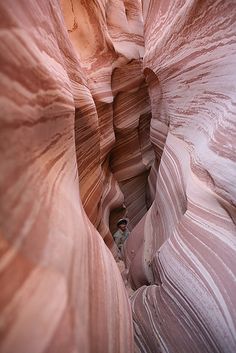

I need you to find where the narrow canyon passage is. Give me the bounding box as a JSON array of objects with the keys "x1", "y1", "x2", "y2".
[{"x1": 0, "y1": 1, "x2": 236, "y2": 353}]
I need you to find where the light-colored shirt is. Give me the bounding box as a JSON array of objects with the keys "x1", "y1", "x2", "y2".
[{"x1": 113, "y1": 229, "x2": 130, "y2": 249}]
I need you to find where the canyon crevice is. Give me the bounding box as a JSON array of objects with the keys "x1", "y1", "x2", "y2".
[{"x1": 0, "y1": 1, "x2": 236, "y2": 353}]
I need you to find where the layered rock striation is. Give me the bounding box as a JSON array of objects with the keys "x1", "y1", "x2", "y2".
[
  {"x1": 61, "y1": 0, "x2": 154, "y2": 243},
  {"x1": 126, "y1": 1, "x2": 236, "y2": 352},
  {"x1": 0, "y1": 1, "x2": 236, "y2": 353},
  {"x1": 0, "y1": 0, "x2": 144, "y2": 352}
]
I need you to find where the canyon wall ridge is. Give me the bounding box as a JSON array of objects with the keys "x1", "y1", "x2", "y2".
[{"x1": 0, "y1": 1, "x2": 236, "y2": 353}]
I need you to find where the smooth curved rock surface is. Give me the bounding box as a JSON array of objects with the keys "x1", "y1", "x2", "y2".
[
  {"x1": 61, "y1": 0, "x2": 154, "y2": 240},
  {"x1": 0, "y1": 1, "x2": 139, "y2": 352},
  {"x1": 126, "y1": 1, "x2": 236, "y2": 352},
  {"x1": 1, "y1": 0, "x2": 236, "y2": 353}
]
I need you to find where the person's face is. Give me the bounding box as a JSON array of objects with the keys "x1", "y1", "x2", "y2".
[{"x1": 119, "y1": 223, "x2": 127, "y2": 232}]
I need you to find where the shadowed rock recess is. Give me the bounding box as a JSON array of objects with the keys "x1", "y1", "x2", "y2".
[{"x1": 0, "y1": 1, "x2": 235, "y2": 353}]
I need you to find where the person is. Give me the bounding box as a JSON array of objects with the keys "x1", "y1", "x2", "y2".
[{"x1": 113, "y1": 218, "x2": 130, "y2": 251}]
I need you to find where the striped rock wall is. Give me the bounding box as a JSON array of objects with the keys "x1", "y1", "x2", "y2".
[
  {"x1": 61, "y1": 0, "x2": 154, "y2": 240},
  {"x1": 0, "y1": 0, "x2": 147, "y2": 352},
  {"x1": 1, "y1": 0, "x2": 236, "y2": 353},
  {"x1": 125, "y1": 1, "x2": 236, "y2": 352}
]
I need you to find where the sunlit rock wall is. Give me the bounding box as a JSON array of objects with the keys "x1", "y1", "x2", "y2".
[
  {"x1": 0, "y1": 0, "x2": 144, "y2": 352},
  {"x1": 61, "y1": 0, "x2": 154, "y2": 239},
  {"x1": 1, "y1": 0, "x2": 236, "y2": 353},
  {"x1": 126, "y1": 1, "x2": 236, "y2": 352}
]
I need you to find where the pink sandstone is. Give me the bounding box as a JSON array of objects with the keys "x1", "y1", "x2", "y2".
[{"x1": 0, "y1": 1, "x2": 235, "y2": 353}]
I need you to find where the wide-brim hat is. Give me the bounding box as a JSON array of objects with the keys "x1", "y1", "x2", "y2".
[{"x1": 117, "y1": 218, "x2": 128, "y2": 226}]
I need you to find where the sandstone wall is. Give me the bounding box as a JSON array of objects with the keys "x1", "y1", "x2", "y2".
[
  {"x1": 0, "y1": 1, "x2": 145, "y2": 352},
  {"x1": 126, "y1": 1, "x2": 236, "y2": 352},
  {"x1": 0, "y1": 1, "x2": 236, "y2": 353},
  {"x1": 61, "y1": 0, "x2": 154, "y2": 243}
]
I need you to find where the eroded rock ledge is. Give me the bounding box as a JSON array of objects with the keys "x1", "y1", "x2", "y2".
[{"x1": 0, "y1": 1, "x2": 236, "y2": 353}]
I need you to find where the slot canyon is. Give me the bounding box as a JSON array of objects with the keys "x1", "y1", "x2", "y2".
[{"x1": 0, "y1": 0, "x2": 236, "y2": 352}]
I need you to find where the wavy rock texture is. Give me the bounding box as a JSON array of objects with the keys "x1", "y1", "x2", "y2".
[
  {"x1": 0, "y1": 0, "x2": 147, "y2": 352},
  {"x1": 1, "y1": 1, "x2": 236, "y2": 353},
  {"x1": 61, "y1": 0, "x2": 154, "y2": 240},
  {"x1": 126, "y1": 1, "x2": 236, "y2": 353}
]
